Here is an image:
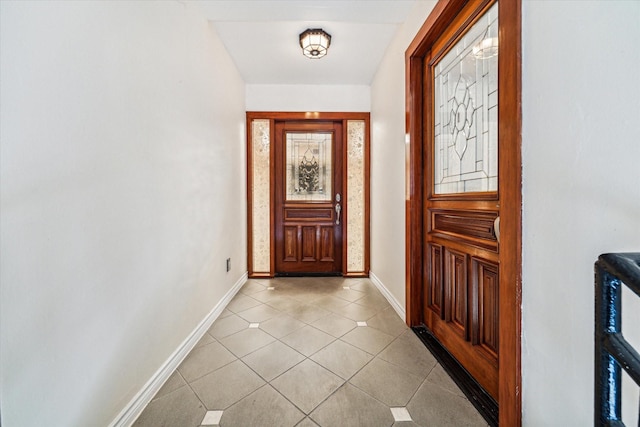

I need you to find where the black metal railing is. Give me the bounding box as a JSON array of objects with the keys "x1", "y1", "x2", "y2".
[{"x1": 595, "y1": 253, "x2": 640, "y2": 427}]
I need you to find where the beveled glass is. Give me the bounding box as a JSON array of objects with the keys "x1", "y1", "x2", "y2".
[
  {"x1": 285, "y1": 132, "x2": 332, "y2": 202},
  {"x1": 433, "y1": 2, "x2": 498, "y2": 194}
]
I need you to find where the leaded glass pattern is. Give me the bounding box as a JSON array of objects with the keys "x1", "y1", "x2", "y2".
[
  {"x1": 347, "y1": 120, "x2": 366, "y2": 273},
  {"x1": 433, "y1": 2, "x2": 498, "y2": 194},
  {"x1": 251, "y1": 119, "x2": 270, "y2": 273},
  {"x1": 286, "y1": 132, "x2": 332, "y2": 202}
]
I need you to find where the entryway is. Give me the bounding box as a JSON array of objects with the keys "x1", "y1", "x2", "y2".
[{"x1": 246, "y1": 112, "x2": 370, "y2": 279}]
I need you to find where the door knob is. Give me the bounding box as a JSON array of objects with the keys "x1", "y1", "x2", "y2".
[{"x1": 493, "y1": 216, "x2": 500, "y2": 243}]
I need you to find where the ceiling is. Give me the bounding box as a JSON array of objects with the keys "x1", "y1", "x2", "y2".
[{"x1": 197, "y1": 0, "x2": 420, "y2": 85}]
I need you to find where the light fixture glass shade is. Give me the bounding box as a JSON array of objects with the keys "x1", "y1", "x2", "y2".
[{"x1": 299, "y1": 28, "x2": 331, "y2": 59}]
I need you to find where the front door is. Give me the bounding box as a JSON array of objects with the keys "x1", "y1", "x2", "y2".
[
  {"x1": 422, "y1": 0, "x2": 501, "y2": 400},
  {"x1": 274, "y1": 121, "x2": 343, "y2": 275}
]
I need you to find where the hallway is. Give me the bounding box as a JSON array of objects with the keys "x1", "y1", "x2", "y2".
[{"x1": 133, "y1": 278, "x2": 486, "y2": 426}]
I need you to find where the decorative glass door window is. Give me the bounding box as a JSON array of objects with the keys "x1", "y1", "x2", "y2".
[
  {"x1": 286, "y1": 132, "x2": 332, "y2": 201},
  {"x1": 433, "y1": 2, "x2": 498, "y2": 194}
]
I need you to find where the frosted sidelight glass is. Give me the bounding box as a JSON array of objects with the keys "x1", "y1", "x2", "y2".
[
  {"x1": 433, "y1": 2, "x2": 498, "y2": 194},
  {"x1": 285, "y1": 132, "x2": 333, "y2": 202},
  {"x1": 347, "y1": 120, "x2": 365, "y2": 273},
  {"x1": 251, "y1": 119, "x2": 271, "y2": 273}
]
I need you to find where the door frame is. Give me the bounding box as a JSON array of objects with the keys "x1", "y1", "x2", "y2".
[
  {"x1": 246, "y1": 111, "x2": 371, "y2": 278},
  {"x1": 404, "y1": 0, "x2": 521, "y2": 426}
]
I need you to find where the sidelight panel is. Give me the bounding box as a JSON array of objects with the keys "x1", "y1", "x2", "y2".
[
  {"x1": 250, "y1": 119, "x2": 271, "y2": 273},
  {"x1": 346, "y1": 120, "x2": 366, "y2": 273}
]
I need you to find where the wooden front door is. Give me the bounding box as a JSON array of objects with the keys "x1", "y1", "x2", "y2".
[
  {"x1": 274, "y1": 121, "x2": 343, "y2": 275},
  {"x1": 406, "y1": 0, "x2": 521, "y2": 423},
  {"x1": 421, "y1": 0, "x2": 503, "y2": 401}
]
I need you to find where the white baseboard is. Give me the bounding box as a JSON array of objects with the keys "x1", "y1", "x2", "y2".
[
  {"x1": 369, "y1": 271, "x2": 406, "y2": 322},
  {"x1": 110, "y1": 272, "x2": 248, "y2": 427}
]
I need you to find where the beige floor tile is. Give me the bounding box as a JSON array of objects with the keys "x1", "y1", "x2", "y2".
[
  {"x1": 271, "y1": 359, "x2": 344, "y2": 414},
  {"x1": 349, "y1": 357, "x2": 424, "y2": 406},
  {"x1": 355, "y1": 293, "x2": 392, "y2": 310},
  {"x1": 221, "y1": 385, "x2": 305, "y2": 427},
  {"x1": 366, "y1": 307, "x2": 408, "y2": 337},
  {"x1": 190, "y1": 360, "x2": 265, "y2": 410},
  {"x1": 331, "y1": 288, "x2": 366, "y2": 302},
  {"x1": 226, "y1": 294, "x2": 261, "y2": 313},
  {"x1": 426, "y1": 363, "x2": 466, "y2": 398},
  {"x1": 310, "y1": 383, "x2": 394, "y2": 427},
  {"x1": 265, "y1": 295, "x2": 303, "y2": 312},
  {"x1": 295, "y1": 417, "x2": 320, "y2": 427},
  {"x1": 310, "y1": 340, "x2": 373, "y2": 380},
  {"x1": 377, "y1": 330, "x2": 438, "y2": 379},
  {"x1": 240, "y1": 280, "x2": 268, "y2": 295},
  {"x1": 407, "y1": 380, "x2": 486, "y2": 427},
  {"x1": 178, "y1": 341, "x2": 236, "y2": 382},
  {"x1": 310, "y1": 313, "x2": 357, "y2": 338},
  {"x1": 208, "y1": 314, "x2": 249, "y2": 340},
  {"x1": 236, "y1": 303, "x2": 281, "y2": 323},
  {"x1": 280, "y1": 325, "x2": 335, "y2": 357},
  {"x1": 337, "y1": 302, "x2": 381, "y2": 321},
  {"x1": 219, "y1": 328, "x2": 275, "y2": 358},
  {"x1": 133, "y1": 385, "x2": 205, "y2": 427},
  {"x1": 242, "y1": 340, "x2": 305, "y2": 381},
  {"x1": 193, "y1": 332, "x2": 215, "y2": 349},
  {"x1": 153, "y1": 371, "x2": 186, "y2": 401},
  {"x1": 284, "y1": 304, "x2": 331, "y2": 324},
  {"x1": 259, "y1": 313, "x2": 306, "y2": 339},
  {"x1": 311, "y1": 295, "x2": 352, "y2": 312},
  {"x1": 340, "y1": 326, "x2": 394, "y2": 355}
]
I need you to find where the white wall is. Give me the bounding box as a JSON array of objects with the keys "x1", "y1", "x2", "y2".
[
  {"x1": 522, "y1": 1, "x2": 640, "y2": 425},
  {"x1": 369, "y1": 1, "x2": 437, "y2": 315},
  {"x1": 246, "y1": 84, "x2": 370, "y2": 112},
  {"x1": 0, "y1": 1, "x2": 247, "y2": 426}
]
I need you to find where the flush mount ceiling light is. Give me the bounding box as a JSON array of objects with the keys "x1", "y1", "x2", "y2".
[{"x1": 299, "y1": 28, "x2": 331, "y2": 59}]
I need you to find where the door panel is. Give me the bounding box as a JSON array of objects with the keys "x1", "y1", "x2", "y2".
[
  {"x1": 422, "y1": 0, "x2": 501, "y2": 400},
  {"x1": 426, "y1": 244, "x2": 444, "y2": 317},
  {"x1": 274, "y1": 121, "x2": 343, "y2": 275},
  {"x1": 444, "y1": 248, "x2": 468, "y2": 338}
]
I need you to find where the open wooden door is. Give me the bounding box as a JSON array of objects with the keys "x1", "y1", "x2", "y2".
[
  {"x1": 406, "y1": 0, "x2": 521, "y2": 425},
  {"x1": 423, "y1": 0, "x2": 501, "y2": 399},
  {"x1": 274, "y1": 120, "x2": 344, "y2": 275}
]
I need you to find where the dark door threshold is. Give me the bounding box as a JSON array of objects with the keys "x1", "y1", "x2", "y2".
[
  {"x1": 275, "y1": 272, "x2": 343, "y2": 277},
  {"x1": 412, "y1": 326, "x2": 498, "y2": 427}
]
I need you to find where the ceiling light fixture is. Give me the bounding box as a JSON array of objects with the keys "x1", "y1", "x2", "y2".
[{"x1": 299, "y1": 28, "x2": 331, "y2": 59}]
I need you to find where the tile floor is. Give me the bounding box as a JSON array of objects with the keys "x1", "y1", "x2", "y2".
[{"x1": 133, "y1": 277, "x2": 488, "y2": 427}]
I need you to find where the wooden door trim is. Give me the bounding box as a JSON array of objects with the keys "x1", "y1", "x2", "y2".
[
  {"x1": 404, "y1": 1, "x2": 522, "y2": 426},
  {"x1": 246, "y1": 111, "x2": 370, "y2": 278}
]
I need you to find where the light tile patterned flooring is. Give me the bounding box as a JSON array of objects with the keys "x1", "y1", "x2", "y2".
[{"x1": 134, "y1": 277, "x2": 488, "y2": 427}]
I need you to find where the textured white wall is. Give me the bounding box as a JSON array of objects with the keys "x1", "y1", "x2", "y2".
[
  {"x1": 369, "y1": 1, "x2": 437, "y2": 315},
  {"x1": 246, "y1": 84, "x2": 370, "y2": 112},
  {"x1": 0, "y1": 1, "x2": 246, "y2": 425},
  {"x1": 521, "y1": 1, "x2": 640, "y2": 425}
]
